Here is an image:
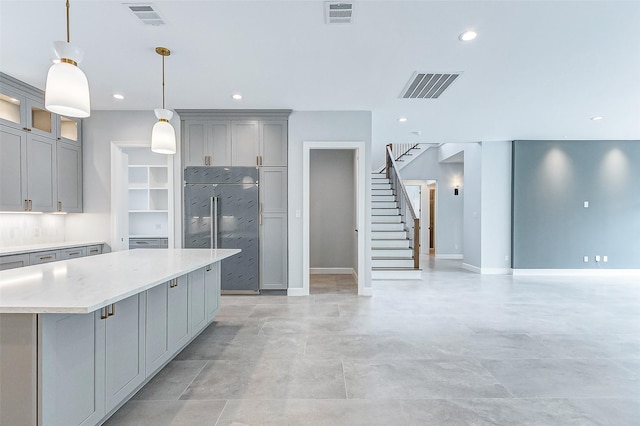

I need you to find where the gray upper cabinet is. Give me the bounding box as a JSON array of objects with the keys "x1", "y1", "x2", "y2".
[
  {"x1": 0, "y1": 125, "x2": 27, "y2": 211},
  {"x1": 178, "y1": 110, "x2": 290, "y2": 168},
  {"x1": 231, "y1": 120, "x2": 259, "y2": 166},
  {"x1": 57, "y1": 141, "x2": 83, "y2": 213},
  {"x1": 27, "y1": 134, "x2": 57, "y2": 212},
  {"x1": 0, "y1": 126, "x2": 57, "y2": 212},
  {"x1": 260, "y1": 121, "x2": 287, "y2": 166},
  {"x1": 1, "y1": 72, "x2": 82, "y2": 213},
  {"x1": 183, "y1": 120, "x2": 232, "y2": 166}
]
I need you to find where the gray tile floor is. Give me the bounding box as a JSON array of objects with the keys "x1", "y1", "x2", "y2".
[{"x1": 105, "y1": 258, "x2": 640, "y2": 425}]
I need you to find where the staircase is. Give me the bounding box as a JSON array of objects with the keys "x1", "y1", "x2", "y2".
[{"x1": 371, "y1": 173, "x2": 422, "y2": 280}]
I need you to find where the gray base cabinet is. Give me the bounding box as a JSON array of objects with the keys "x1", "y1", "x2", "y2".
[
  {"x1": 35, "y1": 264, "x2": 221, "y2": 425},
  {"x1": 0, "y1": 243, "x2": 104, "y2": 271}
]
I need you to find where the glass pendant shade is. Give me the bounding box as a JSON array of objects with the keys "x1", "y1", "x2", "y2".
[
  {"x1": 151, "y1": 108, "x2": 176, "y2": 154},
  {"x1": 45, "y1": 42, "x2": 90, "y2": 118}
]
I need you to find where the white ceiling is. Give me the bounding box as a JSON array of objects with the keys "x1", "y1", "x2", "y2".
[{"x1": 2, "y1": 0, "x2": 639, "y2": 166}]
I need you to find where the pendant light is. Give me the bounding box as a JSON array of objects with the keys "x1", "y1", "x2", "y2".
[
  {"x1": 151, "y1": 47, "x2": 176, "y2": 154},
  {"x1": 45, "y1": 0, "x2": 90, "y2": 118}
]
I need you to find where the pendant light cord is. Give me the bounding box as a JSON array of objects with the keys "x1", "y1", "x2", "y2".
[
  {"x1": 66, "y1": 0, "x2": 70, "y2": 43},
  {"x1": 162, "y1": 54, "x2": 166, "y2": 109}
]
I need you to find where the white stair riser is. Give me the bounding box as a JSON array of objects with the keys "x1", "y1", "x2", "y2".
[
  {"x1": 374, "y1": 216, "x2": 402, "y2": 223},
  {"x1": 373, "y1": 249, "x2": 413, "y2": 257},
  {"x1": 372, "y1": 239, "x2": 410, "y2": 248},
  {"x1": 372, "y1": 231, "x2": 406, "y2": 239},
  {"x1": 372, "y1": 195, "x2": 395, "y2": 202},
  {"x1": 372, "y1": 258, "x2": 415, "y2": 268},
  {"x1": 372, "y1": 189, "x2": 394, "y2": 196},
  {"x1": 372, "y1": 208, "x2": 400, "y2": 216},
  {"x1": 372, "y1": 183, "x2": 392, "y2": 190},
  {"x1": 372, "y1": 202, "x2": 397, "y2": 209},
  {"x1": 372, "y1": 222, "x2": 404, "y2": 231}
]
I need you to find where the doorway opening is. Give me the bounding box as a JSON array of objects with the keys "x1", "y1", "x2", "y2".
[
  {"x1": 302, "y1": 141, "x2": 366, "y2": 296},
  {"x1": 309, "y1": 149, "x2": 358, "y2": 295},
  {"x1": 403, "y1": 180, "x2": 437, "y2": 257}
]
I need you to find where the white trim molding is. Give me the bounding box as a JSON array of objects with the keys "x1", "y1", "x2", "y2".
[
  {"x1": 287, "y1": 288, "x2": 309, "y2": 297},
  {"x1": 302, "y1": 141, "x2": 367, "y2": 296},
  {"x1": 513, "y1": 269, "x2": 640, "y2": 276},
  {"x1": 436, "y1": 254, "x2": 463, "y2": 260}
]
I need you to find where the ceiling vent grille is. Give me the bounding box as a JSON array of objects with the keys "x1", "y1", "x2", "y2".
[
  {"x1": 325, "y1": 2, "x2": 354, "y2": 24},
  {"x1": 124, "y1": 3, "x2": 166, "y2": 26},
  {"x1": 400, "y1": 72, "x2": 462, "y2": 99}
]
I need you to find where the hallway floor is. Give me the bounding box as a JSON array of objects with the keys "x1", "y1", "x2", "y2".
[{"x1": 106, "y1": 260, "x2": 640, "y2": 425}]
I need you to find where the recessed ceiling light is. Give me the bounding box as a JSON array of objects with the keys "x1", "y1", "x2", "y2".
[
  {"x1": 398, "y1": 117, "x2": 407, "y2": 122},
  {"x1": 232, "y1": 93, "x2": 242, "y2": 100},
  {"x1": 113, "y1": 94, "x2": 124, "y2": 100},
  {"x1": 591, "y1": 116, "x2": 604, "y2": 121},
  {"x1": 459, "y1": 30, "x2": 477, "y2": 41}
]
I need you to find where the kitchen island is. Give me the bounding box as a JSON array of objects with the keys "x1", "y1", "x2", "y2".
[{"x1": 0, "y1": 248, "x2": 240, "y2": 426}]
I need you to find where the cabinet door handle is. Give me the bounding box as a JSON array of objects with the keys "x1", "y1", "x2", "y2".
[
  {"x1": 28, "y1": 200, "x2": 32, "y2": 211},
  {"x1": 68, "y1": 251, "x2": 80, "y2": 256},
  {"x1": 101, "y1": 307, "x2": 109, "y2": 320},
  {"x1": 40, "y1": 255, "x2": 53, "y2": 260},
  {"x1": 107, "y1": 303, "x2": 115, "y2": 317},
  {"x1": 256, "y1": 155, "x2": 263, "y2": 166},
  {"x1": 23, "y1": 127, "x2": 31, "y2": 132},
  {"x1": 58, "y1": 201, "x2": 62, "y2": 212},
  {"x1": 24, "y1": 199, "x2": 29, "y2": 211},
  {"x1": 206, "y1": 265, "x2": 212, "y2": 272}
]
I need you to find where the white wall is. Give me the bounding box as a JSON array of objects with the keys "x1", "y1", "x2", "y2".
[
  {"x1": 65, "y1": 111, "x2": 181, "y2": 249},
  {"x1": 288, "y1": 111, "x2": 372, "y2": 290},
  {"x1": 401, "y1": 147, "x2": 464, "y2": 257},
  {"x1": 310, "y1": 149, "x2": 355, "y2": 270},
  {"x1": 480, "y1": 141, "x2": 512, "y2": 273}
]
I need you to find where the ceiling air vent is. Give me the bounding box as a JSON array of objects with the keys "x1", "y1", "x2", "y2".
[
  {"x1": 325, "y1": 2, "x2": 354, "y2": 24},
  {"x1": 124, "y1": 3, "x2": 166, "y2": 26},
  {"x1": 400, "y1": 72, "x2": 462, "y2": 99}
]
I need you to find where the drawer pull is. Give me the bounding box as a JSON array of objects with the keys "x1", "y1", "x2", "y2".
[
  {"x1": 68, "y1": 251, "x2": 80, "y2": 256},
  {"x1": 101, "y1": 307, "x2": 108, "y2": 320},
  {"x1": 40, "y1": 256, "x2": 53, "y2": 260},
  {"x1": 206, "y1": 265, "x2": 212, "y2": 272},
  {"x1": 136, "y1": 241, "x2": 149, "y2": 244},
  {"x1": 89, "y1": 249, "x2": 99, "y2": 254}
]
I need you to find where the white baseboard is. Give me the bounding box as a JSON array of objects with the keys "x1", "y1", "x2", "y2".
[
  {"x1": 359, "y1": 287, "x2": 372, "y2": 296},
  {"x1": 462, "y1": 263, "x2": 481, "y2": 273},
  {"x1": 287, "y1": 288, "x2": 309, "y2": 296},
  {"x1": 513, "y1": 269, "x2": 640, "y2": 276},
  {"x1": 352, "y1": 269, "x2": 358, "y2": 283},
  {"x1": 310, "y1": 268, "x2": 354, "y2": 275},
  {"x1": 481, "y1": 267, "x2": 513, "y2": 275},
  {"x1": 435, "y1": 254, "x2": 463, "y2": 260}
]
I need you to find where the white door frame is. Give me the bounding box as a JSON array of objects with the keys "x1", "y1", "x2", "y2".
[
  {"x1": 110, "y1": 141, "x2": 175, "y2": 252},
  {"x1": 302, "y1": 141, "x2": 366, "y2": 296}
]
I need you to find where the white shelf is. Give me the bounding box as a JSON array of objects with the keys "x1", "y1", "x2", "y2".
[{"x1": 125, "y1": 148, "x2": 171, "y2": 242}]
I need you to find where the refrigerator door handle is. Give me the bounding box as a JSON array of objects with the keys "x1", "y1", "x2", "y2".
[{"x1": 210, "y1": 196, "x2": 219, "y2": 249}]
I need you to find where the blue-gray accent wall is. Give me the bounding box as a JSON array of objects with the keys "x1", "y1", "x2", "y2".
[{"x1": 512, "y1": 140, "x2": 640, "y2": 269}]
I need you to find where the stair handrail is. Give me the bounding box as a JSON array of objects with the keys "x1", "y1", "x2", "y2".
[
  {"x1": 385, "y1": 144, "x2": 420, "y2": 269},
  {"x1": 378, "y1": 143, "x2": 420, "y2": 173}
]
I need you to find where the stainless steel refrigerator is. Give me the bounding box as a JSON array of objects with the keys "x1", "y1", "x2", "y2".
[{"x1": 184, "y1": 167, "x2": 259, "y2": 294}]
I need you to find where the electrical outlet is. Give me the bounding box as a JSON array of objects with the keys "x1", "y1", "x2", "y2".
[
  {"x1": 595, "y1": 255, "x2": 600, "y2": 262},
  {"x1": 603, "y1": 255, "x2": 608, "y2": 262},
  {"x1": 583, "y1": 201, "x2": 589, "y2": 208},
  {"x1": 583, "y1": 256, "x2": 589, "y2": 263}
]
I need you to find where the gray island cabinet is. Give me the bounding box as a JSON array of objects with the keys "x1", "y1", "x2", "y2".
[{"x1": 0, "y1": 249, "x2": 239, "y2": 426}]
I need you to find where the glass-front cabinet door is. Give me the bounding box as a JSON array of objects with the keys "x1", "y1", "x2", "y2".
[
  {"x1": 26, "y1": 98, "x2": 56, "y2": 138},
  {"x1": 0, "y1": 88, "x2": 26, "y2": 129},
  {"x1": 58, "y1": 115, "x2": 81, "y2": 144}
]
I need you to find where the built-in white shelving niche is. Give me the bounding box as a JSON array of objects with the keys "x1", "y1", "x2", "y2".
[{"x1": 126, "y1": 148, "x2": 171, "y2": 239}]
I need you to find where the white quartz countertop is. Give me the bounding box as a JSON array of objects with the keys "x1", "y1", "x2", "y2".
[
  {"x1": 0, "y1": 240, "x2": 106, "y2": 256},
  {"x1": 0, "y1": 249, "x2": 240, "y2": 314}
]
